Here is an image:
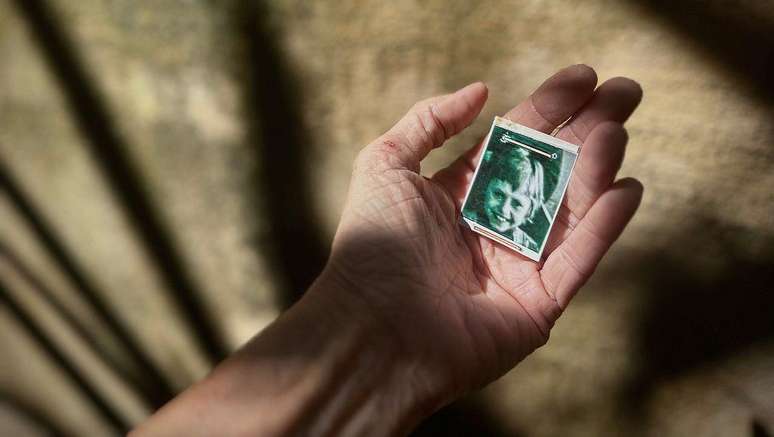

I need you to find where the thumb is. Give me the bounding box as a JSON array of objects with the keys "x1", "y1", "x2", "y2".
[{"x1": 361, "y1": 82, "x2": 488, "y2": 172}]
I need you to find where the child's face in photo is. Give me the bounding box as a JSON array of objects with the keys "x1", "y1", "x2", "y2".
[{"x1": 484, "y1": 177, "x2": 533, "y2": 233}]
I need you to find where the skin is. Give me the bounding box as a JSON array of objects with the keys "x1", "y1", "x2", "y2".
[{"x1": 132, "y1": 65, "x2": 643, "y2": 436}]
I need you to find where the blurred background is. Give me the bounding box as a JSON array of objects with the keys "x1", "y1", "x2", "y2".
[{"x1": 1, "y1": 0, "x2": 773, "y2": 435}]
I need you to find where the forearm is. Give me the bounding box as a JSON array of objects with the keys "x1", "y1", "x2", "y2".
[{"x1": 131, "y1": 271, "x2": 443, "y2": 436}]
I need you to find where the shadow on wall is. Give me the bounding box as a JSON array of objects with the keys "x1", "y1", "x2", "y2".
[
  {"x1": 0, "y1": 394, "x2": 64, "y2": 437},
  {"x1": 412, "y1": 396, "x2": 522, "y2": 437},
  {"x1": 8, "y1": 0, "x2": 228, "y2": 364},
  {"x1": 611, "y1": 214, "x2": 774, "y2": 434},
  {"x1": 0, "y1": 162, "x2": 174, "y2": 410},
  {"x1": 2, "y1": 0, "x2": 774, "y2": 435},
  {"x1": 629, "y1": 0, "x2": 774, "y2": 103},
  {"x1": 637, "y1": 217, "x2": 774, "y2": 380},
  {"x1": 230, "y1": 0, "x2": 330, "y2": 310},
  {"x1": 616, "y1": 2, "x2": 774, "y2": 432}
]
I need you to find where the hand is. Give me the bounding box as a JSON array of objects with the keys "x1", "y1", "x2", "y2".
[
  {"x1": 316, "y1": 64, "x2": 643, "y2": 402},
  {"x1": 132, "y1": 65, "x2": 644, "y2": 437}
]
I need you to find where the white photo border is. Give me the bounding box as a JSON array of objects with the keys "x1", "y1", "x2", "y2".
[{"x1": 460, "y1": 116, "x2": 580, "y2": 261}]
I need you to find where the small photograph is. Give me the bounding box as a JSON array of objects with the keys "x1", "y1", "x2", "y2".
[{"x1": 461, "y1": 117, "x2": 579, "y2": 261}]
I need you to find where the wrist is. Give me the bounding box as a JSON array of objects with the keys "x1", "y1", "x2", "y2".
[
  {"x1": 296, "y1": 267, "x2": 449, "y2": 435},
  {"x1": 132, "y1": 267, "x2": 448, "y2": 437}
]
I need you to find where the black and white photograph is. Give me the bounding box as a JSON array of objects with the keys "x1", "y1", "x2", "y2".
[{"x1": 462, "y1": 117, "x2": 578, "y2": 261}]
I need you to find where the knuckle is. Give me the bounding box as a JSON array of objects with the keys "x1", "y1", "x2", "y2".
[
  {"x1": 536, "y1": 328, "x2": 551, "y2": 348},
  {"x1": 411, "y1": 97, "x2": 436, "y2": 112},
  {"x1": 411, "y1": 104, "x2": 448, "y2": 148},
  {"x1": 354, "y1": 140, "x2": 400, "y2": 174},
  {"x1": 592, "y1": 121, "x2": 627, "y2": 142}
]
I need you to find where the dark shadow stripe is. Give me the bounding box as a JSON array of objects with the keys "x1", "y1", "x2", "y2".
[
  {"x1": 9, "y1": 0, "x2": 227, "y2": 362},
  {"x1": 0, "y1": 279, "x2": 128, "y2": 433},
  {"x1": 233, "y1": 0, "x2": 329, "y2": 308},
  {"x1": 0, "y1": 159, "x2": 174, "y2": 408},
  {"x1": 0, "y1": 391, "x2": 71, "y2": 437},
  {"x1": 753, "y1": 419, "x2": 772, "y2": 437},
  {"x1": 0, "y1": 240, "x2": 172, "y2": 408}
]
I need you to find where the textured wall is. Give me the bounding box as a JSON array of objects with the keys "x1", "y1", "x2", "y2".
[{"x1": 1, "y1": 0, "x2": 772, "y2": 436}]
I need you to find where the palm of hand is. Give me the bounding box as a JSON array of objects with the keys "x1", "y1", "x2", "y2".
[
  {"x1": 340, "y1": 166, "x2": 551, "y2": 386},
  {"x1": 327, "y1": 65, "x2": 643, "y2": 396}
]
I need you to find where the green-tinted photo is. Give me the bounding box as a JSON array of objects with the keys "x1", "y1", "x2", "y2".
[{"x1": 462, "y1": 117, "x2": 578, "y2": 260}]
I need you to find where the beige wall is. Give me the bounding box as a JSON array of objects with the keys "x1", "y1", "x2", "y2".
[{"x1": 1, "y1": 1, "x2": 772, "y2": 435}]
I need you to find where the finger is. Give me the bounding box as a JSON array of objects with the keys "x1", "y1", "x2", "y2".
[
  {"x1": 437, "y1": 74, "x2": 642, "y2": 208},
  {"x1": 505, "y1": 64, "x2": 599, "y2": 132},
  {"x1": 451, "y1": 64, "x2": 598, "y2": 175},
  {"x1": 555, "y1": 76, "x2": 643, "y2": 145},
  {"x1": 360, "y1": 82, "x2": 488, "y2": 173},
  {"x1": 543, "y1": 122, "x2": 628, "y2": 254},
  {"x1": 433, "y1": 64, "x2": 598, "y2": 203},
  {"x1": 540, "y1": 178, "x2": 644, "y2": 309},
  {"x1": 542, "y1": 77, "x2": 642, "y2": 254}
]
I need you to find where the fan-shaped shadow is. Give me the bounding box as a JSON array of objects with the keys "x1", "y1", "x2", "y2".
[
  {"x1": 9, "y1": 0, "x2": 228, "y2": 363},
  {"x1": 0, "y1": 239, "x2": 172, "y2": 407},
  {"x1": 0, "y1": 279, "x2": 128, "y2": 433},
  {"x1": 0, "y1": 159, "x2": 174, "y2": 407}
]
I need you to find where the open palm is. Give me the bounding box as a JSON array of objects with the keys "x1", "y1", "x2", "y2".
[{"x1": 323, "y1": 65, "x2": 643, "y2": 400}]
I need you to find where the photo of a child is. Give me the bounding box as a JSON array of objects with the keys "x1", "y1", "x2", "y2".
[{"x1": 462, "y1": 117, "x2": 578, "y2": 260}]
